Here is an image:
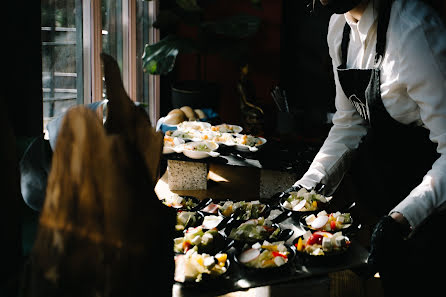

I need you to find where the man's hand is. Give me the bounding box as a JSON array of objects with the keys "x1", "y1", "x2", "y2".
[
  {"x1": 283, "y1": 185, "x2": 301, "y2": 194},
  {"x1": 390, "y1": 212, "x2": 410, "y2": 228},
  {"x1": 368, "y1": 213, "x2": 411, "y2": 275}
]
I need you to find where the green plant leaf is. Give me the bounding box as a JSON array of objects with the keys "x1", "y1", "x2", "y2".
[
  {"x1": 142, "y1": 35, "x2": 196, "y2": 75},
  {"x1": 202, "y1": 14, "x2": 261, "y2": 39}
]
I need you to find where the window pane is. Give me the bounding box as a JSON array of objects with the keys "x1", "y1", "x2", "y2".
[
  {"x1": 101, "y1": 0, "x2": 123, "y2": 99},
  {"x1": 136, "y1": 0, "x2": 150, "y2": 106},
  {"x1": 41, "y1": 0, "x2": 83, "y2": 131}
]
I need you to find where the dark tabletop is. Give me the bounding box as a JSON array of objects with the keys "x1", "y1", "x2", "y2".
[{"x1": 174, "y1": 214, "x2": 369, "y2": 297}]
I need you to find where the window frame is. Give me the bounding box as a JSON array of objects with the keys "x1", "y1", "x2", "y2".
[{"x1": 81, "y1": 0, "x2": 160, "y2": 124}]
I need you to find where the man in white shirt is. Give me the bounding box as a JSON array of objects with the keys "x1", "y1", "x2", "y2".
[{"x1": 291, "y1": 0, "x2": 446, "y2": 295}]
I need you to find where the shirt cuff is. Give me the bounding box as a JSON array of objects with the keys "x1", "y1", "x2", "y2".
[
  {"x1": 390, "y1": 178, "x2": 436, "y2": 230},
  {"x1": 294, "y1": 166, "x2": 325, "y2": 190}
]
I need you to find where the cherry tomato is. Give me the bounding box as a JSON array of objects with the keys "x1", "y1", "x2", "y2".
[
  {"x1": 272, "y1": 251, "x2": 288, "y2": 259},
  {"x1": 330, "y1": 220, "x2": 337, "y2": 231},
  {"x1": 306, "y1": 233, "x2": 324, "y2": 245}
]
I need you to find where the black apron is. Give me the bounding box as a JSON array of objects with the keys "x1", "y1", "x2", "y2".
[{"x1": 336, "y1": 0, "x2": 439, "y2": 217}]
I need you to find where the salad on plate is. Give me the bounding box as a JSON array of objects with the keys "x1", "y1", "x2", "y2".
[
  {"x1": 163, "y1": 135, "x2": 185, "y2": 154},
  {"x1": 302, "y1": 210, "x2": 352, "y2": 232},
  {"x1": 211, "y1": 124, "x2": 242, "y2": 134},
  {"x1": 177, "y1": 121, "x2": 212, "y2": 132},
  {"x1": 237, "y1": 240, "x2": 291, "y2": 269},
  {"x1": 176, "y1": 211, "x2": 203, "y2": 231},
  {"x1": 174, "y1": 250, "x2": 228, "y2": 283},
  {"x1": 218, "y1": 200, "x2": 268, "y2": 220},
  {"x1": 294, "y1": 230, "x2": 350, "y2": 256},
  {"x1": 281, "y1": 188, "x2": 330, "y2": 212},
  {"x1": 174, "y1": 226, "x2": 225, "y2": 254},
  {"x1": 233, "y1": 134, "x2": 266, "y2": 151},
  {"x1": 162, "y1": 195, "x2": 199, "y2": 210},
  {"x1": 178, "y1": 141, "x2": 220, "y2": 159},
  {"x1": 227, "y1": 217, "x2": 280, "y2": 243},
  {"x1": 211, "y1": 132, "x2": 236, "y2": 145},
  {"x1": 165, "y1": 129, "x2": 200, "y2": 141}
]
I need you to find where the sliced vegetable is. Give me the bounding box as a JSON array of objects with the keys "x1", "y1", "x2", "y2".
[
  {"x1": 239, "y1": 248, "x2": 261, "y2": 263},
  {"x1": 311, "y1": 215, "x2": 329, "y2": 229},
  {"x1": 296, "y1": 237, "x2": 304, "y2": 251}
]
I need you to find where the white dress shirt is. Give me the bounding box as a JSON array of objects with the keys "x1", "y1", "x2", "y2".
[{"x1": 295, "y1": 0, "x2": 446, "y2": 230}]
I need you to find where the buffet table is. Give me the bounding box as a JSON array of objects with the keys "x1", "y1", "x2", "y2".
[
  {"x1": 158, "y1": 138, "x2": 321, "y2": 200},
  {"x1": 155, "y1": 138, "x2": 371, "y2": 297}
]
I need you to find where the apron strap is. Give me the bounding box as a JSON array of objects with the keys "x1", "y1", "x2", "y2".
[
  {"x1": 375, "y1": 0, "x2": 393, "y2": 65},
  {"x1": 341, "y1": 23, "x2": 351, "y2": 67}
]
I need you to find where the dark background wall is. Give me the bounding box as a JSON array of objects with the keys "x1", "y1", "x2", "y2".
[
  {"x1": 160, "y1": 0, "x2": 335, "y2": 139},
  {"x1": 3, "y1": 2, "x2": 43, "y2": 137},
  {"x1": 280, "y1": 0, "x2": 334, "y2": 139},
  {"x1": 160, "y1": 0, "x2": 282, "y2": 136}
]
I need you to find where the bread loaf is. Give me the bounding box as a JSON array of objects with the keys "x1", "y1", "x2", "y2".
[
  {"x1": 164, "y1": 111, "x2": 186, "y2": 125},
  {"x1": 180, "y1": 106, "x2": 198, "y2": 121},
  {"x1": 194, "y1": 109, "x2": 206, "y2": 120},
  {"x1": 168, "y1": 109, "x2": 185, "y2": 116}
]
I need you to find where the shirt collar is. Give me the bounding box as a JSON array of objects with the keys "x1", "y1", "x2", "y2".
[{"x1": 344, "y1": 0, "x2": 379, "y2": 44}]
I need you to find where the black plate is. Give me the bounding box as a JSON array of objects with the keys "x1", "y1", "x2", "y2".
[
  {"x1": 174, "y1": 227, "x2": 234, "y2": 255},
  {"x1": 298, "y1": 214, "x2": 359, "y2": 235},
  {"x1": 292, "y1": 233, "x2": 351, "y2": 266},
  {"x1": 270, "y1": 187, "x2": 330, "y2": 219},
  {"x1": 164, "y1": 196, "x2": 212, "y2": 212},
  {"x1": 223, "y1": 218, "x2": 294, "y2": 250},
  {"x1": 174, "y1": 255, "x2": 231, "y2": 286},
  {"x1": 175, "y1": 210, "x2": 205, "y2": 233},
  {"x1": 233, "y1": 243, "x2": 296, "y2": 273},
  {"x1": 217, "y1": 199, "x2": 272, "y2": 221}
]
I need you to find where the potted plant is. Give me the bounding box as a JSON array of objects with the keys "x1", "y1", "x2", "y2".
[{"x1": 142, "y1": 0, "x2": 263, "y2": 110}]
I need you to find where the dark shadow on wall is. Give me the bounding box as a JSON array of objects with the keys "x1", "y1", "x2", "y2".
[{"x1": 280, "y1": 0, "x2": 335, "y2": 139}]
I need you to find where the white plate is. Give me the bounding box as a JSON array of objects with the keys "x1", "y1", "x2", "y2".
[
  {"x1": 163, "y1": 136, "x2": 185, "y2": 154},
  {"x1": 178, "y1": 141, "x2": 220, "y2": 159},
  {"x1": 177, "y1": 121, "x2": 212, "y2": 131},
  {"x1": 212, "y1": 124, "x2": 243, "y2": 134},
  {"x1": 211, "y1": 132, "x2": 236, "y2": 146},
  {"x1": 232, "y1": 134, "x2": 267, "y2": 152},
  {"x1": 167, "y1": 129, "x2": 200, "y2": 141}
]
